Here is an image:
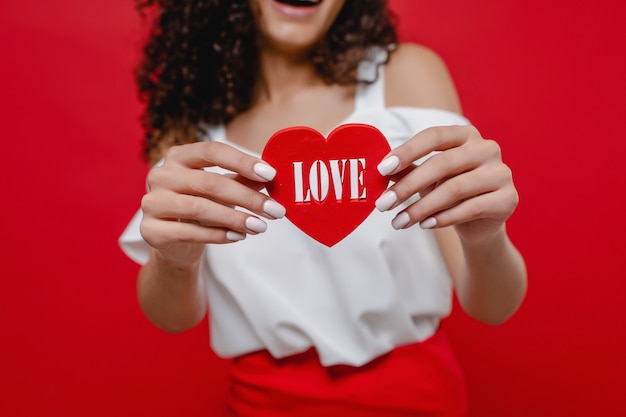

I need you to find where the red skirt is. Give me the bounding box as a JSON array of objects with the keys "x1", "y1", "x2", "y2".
[{"x1": 225, "y1": 329, "x2": 468, "y2": 417}]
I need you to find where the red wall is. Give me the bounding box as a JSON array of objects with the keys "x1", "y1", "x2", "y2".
[{"x1": 1, "y1": 1, "x2": 625, "y2": 416}]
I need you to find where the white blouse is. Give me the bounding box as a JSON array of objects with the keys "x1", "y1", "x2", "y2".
[{"x1": 119, "y1": 48, "x2": 470, "y2": 367}]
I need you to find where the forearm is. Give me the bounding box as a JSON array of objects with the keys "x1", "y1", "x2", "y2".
[
  {"x1": 137, "y1": 248, "x2": 207, "y2": 333},
  {"x1": 455, "y1": 227, "x2": 527, "y2": 325}
]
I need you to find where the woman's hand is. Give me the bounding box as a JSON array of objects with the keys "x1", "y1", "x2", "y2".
[
  {"x1": 374, "y1": 125, "x2": 519, "y2": 245},
  {"x1": 139, "y1": 141, "x2": 286, "y2": 268}
]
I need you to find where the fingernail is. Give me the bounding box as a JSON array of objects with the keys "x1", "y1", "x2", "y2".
[
  {"x1": 226, "y1": 231, "x2": 246, "y2": 241},
  {"x1": 246, "y1": 217, "x2": 267, "y2": 233},
  {"x1": 253, "y1": 163, "x2": 276, "y2": 181},
  {"x1": 377, "y1": 155, "x2": 400, "y2": 176},
  {"x1": 391, "y1": 212, "x2": 410, "y2": 230},
  {"x1": 375, "y1": 190, "x2": 397, "y2": 211},
  {"x1": 263, "y1": 200, "x2": 286, "y2": 219},
  {"x1": 419, "y1": 217, "x2": 437, "y2": 229}
]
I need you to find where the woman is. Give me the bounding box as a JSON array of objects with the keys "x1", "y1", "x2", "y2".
[{"x1": 120, "y1": 0, "x2": 527, "y2": 415}]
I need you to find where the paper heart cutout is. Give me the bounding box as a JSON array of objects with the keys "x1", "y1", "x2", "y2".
[{"x1": 262, "y1": 124, "x2": 391, "y2": 247}]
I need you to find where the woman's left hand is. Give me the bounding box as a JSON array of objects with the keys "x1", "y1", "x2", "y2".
[{"x1": 374, "y1": 125, "x2": 519, "y2": 245}]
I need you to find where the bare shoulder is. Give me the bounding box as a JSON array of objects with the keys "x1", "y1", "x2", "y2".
[{"x1": 385, "y1": 43, "x2": 462, "y2": 114}]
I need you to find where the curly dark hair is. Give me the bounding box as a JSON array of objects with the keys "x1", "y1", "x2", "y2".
[{"x1": 135, "y1": 0, "x2": 398, "y2": 162}]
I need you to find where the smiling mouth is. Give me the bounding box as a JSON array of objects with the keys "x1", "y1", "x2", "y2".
[{"x1": 274, "y1": 0, "x2": 323, "y2": 7}]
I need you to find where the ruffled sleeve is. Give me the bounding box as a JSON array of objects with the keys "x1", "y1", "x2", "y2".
[
  {"x1": 378, "y1": 107, "x2": 470, "y2": 148},
  {"x1": 118, "y1": 159, "x2": 165, "y2": 265},
  {"x1": 118, "y1": 209, "x2": 150, "y2": 265}
]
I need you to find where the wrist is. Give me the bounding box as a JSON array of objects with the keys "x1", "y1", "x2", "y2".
[
  {"x1": 454, "y1": 219, "x2": 506, "y2": 247},
  {"x1": 458, "y1": 222, "x2": 508, "y2": 255},
  {"x1": 151, "y1": 247, "x2": 202, "y2": 275}
]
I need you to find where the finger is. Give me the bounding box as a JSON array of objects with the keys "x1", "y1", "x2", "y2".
[
  {"x1": 405, "y1": 186, "x2": 517, "y2": 232},
  {"x1": 149, "y1": 168, "x2": 285, "y2": 219},
  {"x1": 142, "y1": 191, "x2": 269, "y2": 235},
  {"x1": 224, "y1": 173, "x2": 267, "y2": 191},
  {"x1": 141, "y1": 216, "x2": 247, "y2": 246},
  {"x1": 389, "y1": 166, "x2": 505, "y2": 229},
  {"x1": 387, "y1": 164, "x2": 417, "y2": 184},
  {"x1": 164, "y1": 142, "x2": 277, "y2": 182},
  {"x1": 409, "y1": 166, "x2": 504, "y2": 222},
  {"x1": 376, "y1": 138, "x2": 499, "y2": 212},
  {"x1": 377, "y1": 125, "x2": 478, "y2": 176},
  {"x1": 432, "y1": 186, "x2": 518, "y2": 228}
]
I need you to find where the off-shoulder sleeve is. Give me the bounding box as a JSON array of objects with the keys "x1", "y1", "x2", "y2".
[
  {"x1": 117, "y1": 159, "x2": 165, "y2": 265},
  {"x1": 382, "y1": 107, "x2": 470, "y2": 147},
  {"x1": 118, "y1": 209, "x2": 150, "y2": 265}
]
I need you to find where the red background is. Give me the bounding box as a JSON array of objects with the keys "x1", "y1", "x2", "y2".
[{"x1": 1, "y1": 1, "x2": 625, "y2": 415}]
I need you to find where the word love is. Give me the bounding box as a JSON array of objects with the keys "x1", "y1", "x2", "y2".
[
  {"x1": 292, "y1": 158, "x2": 366, "y2": 203},
  {"x1": 262, "y1": 124, "x2": 391, "y2": 247}
]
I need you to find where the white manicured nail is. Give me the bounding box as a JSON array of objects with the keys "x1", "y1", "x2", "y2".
[
  {"x1": 246, "y1": 217, "x2": 267, "y2": 233},
  {"x1": 377, "y1": 156, "x2": 400, "y2": 176},
  {"x1": 375, "y1": 191, "x2": 397, "y2": 211},
  {"x1": 226, "y1": 231, "x2": 246, "y2": 241},
  {"x1": 391, "y1": 212, "x2": 410, "y2": 230},
  {"x1": 263, "y1": 200, "x2": 286, "y2": 219},
  {"x1": 419, "y1": 217, "x2": 437, "y2": 229},
  {"x1": 253, "y1": 163, "x2": 277, "y2": 181}
]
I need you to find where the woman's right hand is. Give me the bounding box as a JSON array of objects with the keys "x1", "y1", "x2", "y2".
[{"x1": 139, "y1": 141, "x2": 286, "y2": 268}]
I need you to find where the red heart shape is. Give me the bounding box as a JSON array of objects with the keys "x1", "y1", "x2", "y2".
[{"x1": 262, "y1": 124, "x2": 391, "y2": 247}]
